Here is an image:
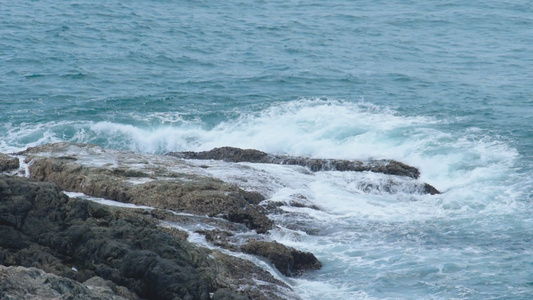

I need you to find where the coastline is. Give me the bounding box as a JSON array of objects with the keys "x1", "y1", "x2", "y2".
[{"x1": 1, "y1": 142, "x2": 438, "y2": 299}]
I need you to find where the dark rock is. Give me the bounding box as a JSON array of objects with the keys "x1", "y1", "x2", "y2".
[
  {"x1": 210, "y1": 251, "x2": 297, "y2": 300},
  {"x1": 423, "y1": 183, "x2": 441, "y2": 195},
  {"x1": 241, "y1": 240, "x2": 322, "y2": 277},
  {"x1": 167, "y1": 146, "x2": 422, "y2": 179},
  {"x1": 0, "y1": 153, "x2": 19, "y2": 172},
  {"x1": 166, "y1": 147, "x2": 440, "y2": 193},
  {"x1": 0, "y1": 175, "x2": 296, "y2": 300},
  {"x1": 166, "y1": 147, "x2": 443, "y2": 194},
  {"x1": 371, "y1": 160, "x2": 420, "y2": 178},
  {"x1": 170, "y1": 147, "x2": 270, "y2": 163},
  {"x1": 227, "y1": 208, "x2": 273, "y2": 234}
]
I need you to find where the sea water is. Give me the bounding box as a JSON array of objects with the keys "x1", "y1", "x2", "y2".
[{"x1": 1, "y1": 0, "x2": 532, "y2": 299}]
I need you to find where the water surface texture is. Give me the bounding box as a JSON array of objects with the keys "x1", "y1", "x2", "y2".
[{"x1": 1, "y1": 1, "x2": 532, "y2": 299}]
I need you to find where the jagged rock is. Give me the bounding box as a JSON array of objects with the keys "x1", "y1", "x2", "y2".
[
  {"x1": 173, "y1": 147, "x2": 270, "y2": 163},
  {"x1": 0, "y1": 176, "x2": 297, "y2": 300},
  {"x1": 0, "y1": 265, "x2": 131, "y2": 300},
  {"x1": 210, "y1": 251, "x2": 298, "y2": 300},
  {"x1": 423, "y1": 183, "x2": 440, "y2": 195},
  {"x1": 0, "y1": 153, "x2": 19, "y2": 172},
  {"x1": 24, "y1": 156, "x2": 272, "y2": 233},
  {"x1": 241, "y1": 240, "x2": 322, "y2": 277},
  {"x1": 167, "y1": 146, "x2": 423, "y2": 179}
]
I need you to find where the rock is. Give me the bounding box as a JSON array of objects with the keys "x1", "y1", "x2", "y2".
[
  {"x1": 212, "y1": 288, "x2": 252, "y2": 300},
  {"x1": 210, "y1": 251, "x2": 298, "y2": 300},
  {"x1": 423, "y1": 183, "x2": 441, "y2": 195},
  {"x1": 83, "y1": 276, "x2": 139, "y2": 300},
  {"x1": 0, "y1": 153, "x2": 19, "y2": 172},
  {"x1": 159, "y1": 225, "x2": 190, "y2": 241},
  {"x1": 0, "y1": 175, "x2": 297, "y2": 300},
  {"x1": 171, "y1": 147, "x2": 270, "y2": 163},
  {"x1": 241, "y1": 240, "x2": 322, "y2": 277},
  {"x1": 167, "y1": 147, "x2": 444, "y2": 194},
  {"x1": 196, "y1": 229, "x2": 239, "y2": 251},
  {"x1": 167, "y1": 146, "x2": 423, "y2": 179},
  {"x1": 24, "y1": 155, "x2": 272, "y2": 233},
  {"x1": 227, "y1": 207, "x2": 273, "y2": 234},
  {"x1": 0, "y1": 265, "x2": 130, "y2": 300}
]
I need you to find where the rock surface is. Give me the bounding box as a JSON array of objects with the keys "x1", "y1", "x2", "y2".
[
  {"x1": 241, "y1": 240, "x2": 322, "y2": 277},
  {"x1": 0, "y1": 153, "x2": 19, "y2": 173},
  {"x1": 167, "y1": 146, "x2": 424, "y2": 179},
  {"x1": 0, "y1": 175, "x2": 295, "y2": 300},
  {"x1": 0, "y1": 265, "x2": 132, "y2": 300},
  {"x1": 167, "y1": 146, "x2": 440, "y2": 194},
  {"x1": 20, "y1": 143, "x2": 272, "y2": 233}
]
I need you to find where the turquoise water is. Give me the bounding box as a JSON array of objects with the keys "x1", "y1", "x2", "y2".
[{"x1": 1, "y1": 1, "x2": 532, "y2": 299}]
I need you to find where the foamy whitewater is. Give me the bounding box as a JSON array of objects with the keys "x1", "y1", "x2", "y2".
[{"x1": 2, "y1": 0, "x2": 532, "y2": 299}]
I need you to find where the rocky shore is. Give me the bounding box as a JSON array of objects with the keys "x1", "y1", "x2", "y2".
[{"x1": 0, "y1": 143, "x2": 440, "y2": 299}]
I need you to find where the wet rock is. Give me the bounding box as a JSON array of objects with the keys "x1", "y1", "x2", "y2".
[
  {"x1": 423, "y1": 183, "x2": 441, "y2": 195},
  {"x1": 159, "y1": 225, "x2": 189, "y2": 241},
  {"x1": 171, "y1": 147, "x2": 270, "y2": 163},
  {"x1": 0, "y1": 265, "x2": 130, "y2": 300},
  {"x1": 0, "y1": 153, "x2": 19, "y2": 172},
  {"x1": 0, "y1": 175, "x2": 297, "y2": 300},
  {"x1": 148, "y1": 208, "x2": 248, "y2": 233},
  {"x1": 24, "y1": 156, "x2": 272, "y2": 233},
  {"x1": 227, "y1": 207, "x2": 273, "y2": 234},
  {"x1": 210, "y1": 251, "x2": 298, "y2": 300},
  {"x1": 356, "y1": 178, "x2": 441, "y2": 195},
  {"x1": 196, "y1": 229, "x2": 239, "y2": 251},
  {"x1": 288, "y1": 194, "x2": 321, "y2": 210},
  {"x1": 167, "y1": 146, "x2": 423, "y2": 179},
  {"x1": 241, "y1": 240, "x2": 322, "y2": 277},
  {"x1": 369, "y1": 160, "x2": 420, "y2": 178},
  {"x1": 212, "y1": 288, "x2": 252, "y2": 300}
]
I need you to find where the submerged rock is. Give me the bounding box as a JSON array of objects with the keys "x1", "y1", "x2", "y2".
[{"x1": 0, "y1": 175, "x2": 296, "y2": 300}]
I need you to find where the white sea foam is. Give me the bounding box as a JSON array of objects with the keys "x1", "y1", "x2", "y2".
[{"x1": 63, "y1": 191, "x2": 153, "y2": 209}]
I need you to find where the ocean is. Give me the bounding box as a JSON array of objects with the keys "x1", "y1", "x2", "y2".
[{"x1": 1, "y1": 0, "x2": 532, "y2": 298}]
